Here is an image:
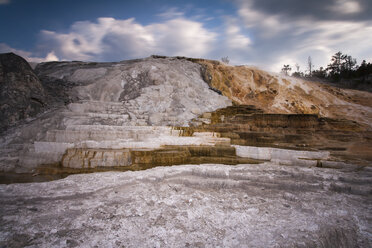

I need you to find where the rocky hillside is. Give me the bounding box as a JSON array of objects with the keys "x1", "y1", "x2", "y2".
[
  {"x1": 197, "y1": 59, "x2": 372, "y2": 128},
  {"x1": 34, "y1": 57, "x2": 231, "y2": 127},
  {"x1": 0, "y1": 53, "x2": 371, "y2": 176},
  {"x1": 0, "y1": 53, "x2": 371, "y2": 247},
  {"x1": 0, "y1": 54, "x2": 233, "y2": 175}
]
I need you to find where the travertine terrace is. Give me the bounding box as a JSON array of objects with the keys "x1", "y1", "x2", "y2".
[{"x1": 0, "y1": 53, "x2": 371, "y2": 247}]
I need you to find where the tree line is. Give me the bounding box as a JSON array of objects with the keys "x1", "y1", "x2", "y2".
[{"x1": 281, "y1": 52, "x2": 372, "y2": 89}]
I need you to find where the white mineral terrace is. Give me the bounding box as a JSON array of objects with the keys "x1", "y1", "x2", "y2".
[
  {"x1": 1, "y1": 56, "x2": 371, "y2": 247},
  {"x1": 234, "y1": 145, "x2": 330, "y2": 167}
]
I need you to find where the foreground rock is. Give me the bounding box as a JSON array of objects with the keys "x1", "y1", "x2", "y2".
[
  {"x1": 0, "y1": 53, "x2": 49, "y2": 133},
  {"x1": 0, "y1": 163, "x2": 371, "y2": 247}
]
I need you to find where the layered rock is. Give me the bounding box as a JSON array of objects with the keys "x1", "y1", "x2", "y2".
[
  {"x1": 62, "y1": 148, "x2": 132, "y2": 169},
  {"x1": 182, "y1": 105, "x2": 372, "y2": 165},
  {"x1": 42, "y1": 145, "x2": 258, "y2": 176}
]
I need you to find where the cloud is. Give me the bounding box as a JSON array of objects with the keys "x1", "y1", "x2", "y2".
[
  {"x1": 2, "y1": 1, "x2": 372, "y2": 72},
  {"x1": 43, "y1": 51, "x2": 59, "y2": 62},
  {"x1": 30, "y1": 15, "x2": 253, "y2": 65},
  {"x1": 329, "y1": 0, "x2": 362, "y2": 15},
  {"x1": 39, "y1": 17, "x2": 217, "y2": 61},
  {"x1": 0, "y1": 43, "x2": 58, "y2": 62},
  {"x1": 224, "y1": 19, "x2": 252, "y2": 50},
  {"x1": 157, "y1": 7, "x2": 184, "y2": 19},
  {"x1": 233, "y1": 0, "x2": 372, "y2": 72},
  {"x1": 236, "y1": 0, "x2": 371, "y2": 20},
  {"x1": 0, "y1": 0, "x2": 10, "y2": 5}
]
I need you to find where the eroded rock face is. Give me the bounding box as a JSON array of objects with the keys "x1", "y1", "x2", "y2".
[
  {"x1": 196, "y1": 60, "x2": 372, "y2": 128},
  {"x1": 0, "y1": 53, "x2": 48, "y2": 132},
  {"x1": 35, "y1": 57, "x2": 232, "y2": 126},
  {"x1": 0, "y1": 164, "x2": 371, "y2": 247}
]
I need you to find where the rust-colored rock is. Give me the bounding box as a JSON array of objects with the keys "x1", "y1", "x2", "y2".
[{"x1": 194, "y1": 60, "x2": 372, "y2": 128}]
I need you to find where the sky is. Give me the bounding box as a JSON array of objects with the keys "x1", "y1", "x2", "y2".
[{"x1": 1, "y1": 0, "x2": 372, "y2": 72}]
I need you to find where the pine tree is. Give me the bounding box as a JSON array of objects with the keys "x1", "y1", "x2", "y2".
[{"x1": 281, "y1": 65, "x2": 291, "y2": 76}]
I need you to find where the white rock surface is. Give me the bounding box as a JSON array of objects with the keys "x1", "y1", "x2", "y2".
[
  {"x1": 0, "y1": 57, "x2": 232, "y2": 173},
  {"x1": 0, "y1": 163, "x2": 371, "y2": 247},
  {"x1": 234, "y1": 145, "x2": 330, "y2": 166},
  {"x1": 38, "y1": 57, "x2": 232, "y2": 126}
]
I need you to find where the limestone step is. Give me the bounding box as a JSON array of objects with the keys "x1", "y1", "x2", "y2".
[
  {"x1": 46, "y1": 130, "x2": 142, "y2": 142},
  {"x1": 65, "y1": 125, "x2": 175, "y2": 133},
  {"x1": 67, "y1": 101, "x2": 127, "y2": 114},
  {"x1": 4, "y1": 144, "x2": 25, "y2": 150},
  {"x1": 18, "y1": 152, "x2": 62, "y2": 169},
  {"x1": 85, "y1": 113, "x2": 129, "y2": 119},
  {"x1": 0, "y1": 156, "x2": 19, "y2": 162},
  {"x1": 132, "y1": 149, "x2": 190, "y2": 165},
  {"x1": 61, "y1": 113, "x2": 132, "y2": 126},
  {"x1": 45, "y1": 126, "x2": 178, "y2": 143},
  {"x1": 234, "y1": 145, "x2": 330, "y2": 165},
  {"x1": 186, "y1": 145, "x2": 236, "y2": 157},
  {"x1": 61, "y1": 148, "x2": 132, "y2": 169},
  {"x1": 0, "y1": 157, "x2": 20, "y2": 172},
  {"x1": 0, "y1": 148, "x2": 19, "y2": 157},
  {"x1": 62, "y1": 111, "x2": 130, "y2": 120},
  {"x1": 34, "y1": 142, "x2": 74, "y2": 153}
]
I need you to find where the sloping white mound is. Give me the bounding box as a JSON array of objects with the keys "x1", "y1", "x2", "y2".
[{"x1": 0, "y1": 57, "x2": 231, "y2": 173}]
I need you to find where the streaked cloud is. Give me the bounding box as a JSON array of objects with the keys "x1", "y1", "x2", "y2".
[
  {"x1": 1, "y1": 0, "x2": 371, "y2": 73},
  {"x1": 234, "y1": 0, "x2": 372, "y2": 71},
  {"x1": 329, "y1": 0, "x2": 362, "y2": 15},
  {"x1": 157, "y1": 7, "x2": 184, "y2": 19},
  {"x1": 39, "y1": 17, "x2": 217, "y2": 61},
  {"x1": 236, "y1": 0, "x2": 371, "y2": 20},
  {"x1": 224, "y1": 19, "x2": 251, "y2": 49}
]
